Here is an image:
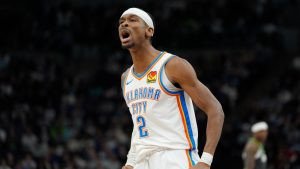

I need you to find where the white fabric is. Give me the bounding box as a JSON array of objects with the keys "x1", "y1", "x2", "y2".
[
  {"x1": 125, "y1": 128, "x2": 137, "y2": 167},
  {"x1": 160, "y1": 61, "x2": 181, "y2": 92},
  {"x1": 122, "y1": 52, "x2": 199, "y2": 165},
  {"x1": 121, "y1": 8, "x2": 154, "y2": 29},
  {"x1": 199, "y1": 152, "x2": 213, "y2": 166},
  {"x1": 251, "y1": 121, "x2": 268, "y2": 133},
  {"x1": 255, "y1": 147, "x2": 267, "y2": 162},
  {"x1": 134, "y1": 149, "x2": 200, "y2": 169}
]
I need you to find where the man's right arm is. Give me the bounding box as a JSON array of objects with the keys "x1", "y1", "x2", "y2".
[
  {"x1": 122, "y1": 128, "x2": 136, "y2": 169},
  {"x1": 124, "y1": 137, "x2": 136, "y2": 168},
  {"x1": 121, "y1": 71, "x2": 135, "y2": 169}
]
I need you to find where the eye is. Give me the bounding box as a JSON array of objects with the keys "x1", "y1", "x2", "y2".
[
  {"x1": 130, "y1": 18, "x2": 137, "y2": 22},
  {"x1": 119, "y1": 20, "x2": 124, "y2": 25}
]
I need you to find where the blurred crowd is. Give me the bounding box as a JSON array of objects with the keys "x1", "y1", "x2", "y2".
[{"x1": 0, "y1": 0, "x2": 299, "y2": 169}]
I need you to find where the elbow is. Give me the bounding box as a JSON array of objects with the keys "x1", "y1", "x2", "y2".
[
  {"x1": 201, "y1": 100, "x2": 225, "y2": 121},
  {"x1": 214, "y1": 101, "x2": 225, "y2": 120},
  {"x1": 205, "y1": 102, "x2": 224, "y2": 127}
]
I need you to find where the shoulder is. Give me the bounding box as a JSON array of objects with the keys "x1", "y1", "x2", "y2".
[
  {"x1": 165, "y1": 55, "x2": 195, "y2": 74},
  {"x1": 121, "y1": 68, "x2": 131, "y2": 81},
  {"x1": 165, "y1": 55, "x2": 197, "y2": 84},
  {"x1": 121, "y1": 68, "x2": 131, "y2": 89},
  {"x1": 165, "y1": 55, "x2": 190, "y2": 69}
]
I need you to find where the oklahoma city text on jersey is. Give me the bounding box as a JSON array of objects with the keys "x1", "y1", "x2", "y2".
[{"x1": 125, "y1": 87, "x2": 161, "y2": 115}]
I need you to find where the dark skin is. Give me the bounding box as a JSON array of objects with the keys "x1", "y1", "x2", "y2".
[{"x1": 119, "y1": 13, "x2": 225, "y2": 169}]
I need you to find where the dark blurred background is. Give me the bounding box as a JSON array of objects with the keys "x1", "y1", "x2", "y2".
[{"x1": 0, "y1": 0, "x2": 299, "y2": 168}]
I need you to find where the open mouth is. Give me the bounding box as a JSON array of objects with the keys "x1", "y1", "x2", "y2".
[
  {"x1": 122, "y1": 31, "x2": 130, "y2": 39},
  {"x1": 120, "y1": 29, "x2": 131, "y2": 42}
]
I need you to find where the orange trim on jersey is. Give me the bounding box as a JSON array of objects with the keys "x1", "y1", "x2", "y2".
[
  {"x1": 159, "y1": 73, "x2": 194, "y2": 149},
  {"x1": 176, "y1": 95, "x2": 193, "y2": 149},
  {"x1": 131, "y1": 52, "x2": 166, "y2": 80},
  {"x1": 186, "y1": 150, "x2": 193, "y2": 168},
  {"x1": 157, "y1": 54, "x2": 195, "y2": 150}
]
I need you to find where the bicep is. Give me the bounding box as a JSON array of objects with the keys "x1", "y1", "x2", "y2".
[
  {"x1": 166, "y1": 57, "x2": 221, "y2": 113},
  {"x1": 184, "y1": 80, "x2": 221, "y2": 112}
]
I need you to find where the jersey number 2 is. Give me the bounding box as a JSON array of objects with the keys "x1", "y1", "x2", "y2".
[{"x1": 137, "y1": 116, "x2": 148, "y2": 138}]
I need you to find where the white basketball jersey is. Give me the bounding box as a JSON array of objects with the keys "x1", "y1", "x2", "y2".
[{"x1": 122, "y1": 52, "x2": 198, "y2": 162}]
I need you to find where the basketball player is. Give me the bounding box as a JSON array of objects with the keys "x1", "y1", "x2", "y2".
[
  {"x1": 119, "y1": 8, "x2": 224, "y2": 169},
  {"x1": 242, "y1": 122, "x2": 268, "y2": 169}
]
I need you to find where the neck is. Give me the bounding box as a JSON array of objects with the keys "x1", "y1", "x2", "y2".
[{"x1": 128, "y1": 45, "x2": 161, "y2": 74}]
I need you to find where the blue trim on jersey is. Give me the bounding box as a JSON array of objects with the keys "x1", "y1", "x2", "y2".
[
  {"x1": 180, "y1": 92, "x2": 197, "y2": 150},
  {"x1": 189, "y1": 150, "x2": 196, "y2": 166},
  {"x1": 158, "y1": 56, "x2": 182, "y2": 95},
  {"x1": 132, "y1": 51, "x2": 164, "y2": 78}
]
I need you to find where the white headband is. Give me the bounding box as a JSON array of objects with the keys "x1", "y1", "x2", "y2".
[
  {"x1": 251, "y1": 122, "x2": 268, "y2": 133},
  {"x1": 121, "y1": 8, "x2": 154, "y2": 29}
]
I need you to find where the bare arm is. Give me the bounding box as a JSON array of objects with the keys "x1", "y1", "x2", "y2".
[
  {"x1": 165, "y1": 57, "x2": 224, "y2": 161},
  {"x1": 121, "y1": 71, "x2": 128, "y2": 93},
  {"x1": 244, "y1": 142, "x2": 259, "y2": 169},
  {"x1": 124, "y1": 130, "x2": 136, "y2": 168},
  {"x1": 121, "y1": 71, "x2": 135, "y2": 169}
]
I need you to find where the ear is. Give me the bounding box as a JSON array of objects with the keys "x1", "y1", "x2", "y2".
[{"x1": 145, "y1": 27, "x2": 154, "y2": 38}]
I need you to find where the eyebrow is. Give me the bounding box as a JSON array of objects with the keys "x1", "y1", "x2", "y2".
[
  {"x1": 120, "y1": 14, "x2": 139, "y2": 21},
  {"x1": 119, "y1": 15, "x2": 138, "y2": 25},
  {"x1": 128, "y1": 15, "x2": 139, "y2": 19}
]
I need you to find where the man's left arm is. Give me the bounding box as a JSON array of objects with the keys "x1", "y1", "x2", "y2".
[{"x1": 165, "y1": 57, "x2": 225, "y2": 168}]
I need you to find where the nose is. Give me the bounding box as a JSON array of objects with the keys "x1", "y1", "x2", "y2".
[{"x1": 121, "y1": 20, "x2": 129, "y2": 27}]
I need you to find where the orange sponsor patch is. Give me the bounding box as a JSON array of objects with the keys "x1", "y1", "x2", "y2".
[{"x1": 147, "y1": 71, "x2": 157, "y2": 83}]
